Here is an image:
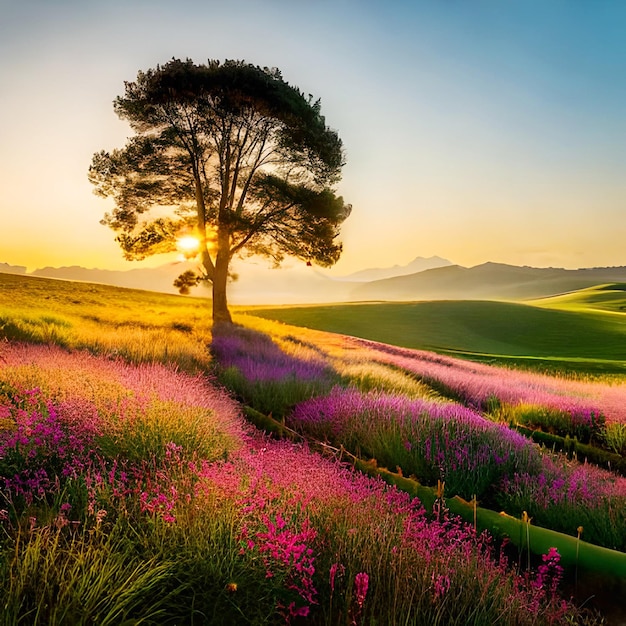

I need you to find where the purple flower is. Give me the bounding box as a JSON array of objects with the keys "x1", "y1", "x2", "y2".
[{"x1": 211, "y1": 326, "x2": 331, "y2": 383}]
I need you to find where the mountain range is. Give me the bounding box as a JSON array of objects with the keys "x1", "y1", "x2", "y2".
[
  {"x1": 2, "y1": 258, "x2": 626, "y2": 305},
  {"x1": 0, "y1": 256, "x2": 451, "y2": 304},
  {"x1": 351, "y1": 262, "x2": 626, "y2": 302}
]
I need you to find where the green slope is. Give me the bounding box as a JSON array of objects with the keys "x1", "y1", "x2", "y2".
[
  {"x1": 248, "y1": 297, "x2": 626, "y2": 374},
  {"x1": 530, "y1": 283, "x2": 626, "y2": 315}
]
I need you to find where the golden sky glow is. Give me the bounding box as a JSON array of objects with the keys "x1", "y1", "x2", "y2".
[{"x1": 1, "y1": 1, "x2": 625, "y2": 275}]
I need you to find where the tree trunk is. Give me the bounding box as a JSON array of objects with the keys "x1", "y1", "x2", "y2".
[
  {"x1": 212, "y1": 229, "x2": 232, "y2": 325},
  {"x1": 212, "y1": 260, "x2": 232, "y2": 324}
]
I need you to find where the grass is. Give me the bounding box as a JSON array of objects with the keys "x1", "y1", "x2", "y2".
[
  {"x1": 289, "y1": 387, "x2": 546, "y2": 504},
  {"x1": 1, "y1": 519, "x2": 178, "y2": 625},
  {"x1": 530, "y1": 283, "x2": 626, "y2": 315},
  {"x1": 214, "y1": 317, "x2": 626, "y2": 551},
  {"x1": 5, "y1": 272, "x2": 626, "y2": 376},
  {"x1": 210, "y1": 323, "x2": 339, "y2": 418},
  {"x1": 0, "y1": 272, "x2": 214, "y2": 370},
  {"x1": 247, "y1": 296, "x2": 626, "y2": 375}
]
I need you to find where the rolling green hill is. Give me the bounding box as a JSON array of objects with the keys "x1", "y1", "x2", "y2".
[
  {"x1": 530, "y1": 283, "x2": 626, "y2": 315},
  {"x1": 248, "y1": 292, "x2": 626, "y2": 374}
]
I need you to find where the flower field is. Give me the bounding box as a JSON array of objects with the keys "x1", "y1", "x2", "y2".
[
  {"x1": 3, "y1": 274, "x2": 626, "y2": 623},
  {"x1": 214, "y1": 319, "x2": 626, "y2": 553},
  {"x1": 0, "y1": 342, "x2": 592, "y2": 624}
]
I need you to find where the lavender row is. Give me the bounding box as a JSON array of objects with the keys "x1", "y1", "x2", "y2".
[{"x1": 290, "y1": 386, "x2": 626, "y2": 550}]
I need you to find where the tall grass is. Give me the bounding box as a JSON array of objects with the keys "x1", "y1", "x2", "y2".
[
  {"x1": 602, "y1": 422, "x2": 626, "y2": 455},
  {"x1": 489, "y1": 401, "x2": 605, "y2": 444},
  {"x1": 216, "y1": 319, "x2": 626, "y2": 548},
  {"x1": 1, "y1": 520, "x2": 178, "y2": 626},
  {"x1": 235, "y1": 313, "x2": 445, "y2": 401},
  {"x1": 359, "y1": 339, "x2": 616, "y2": 421},
  {"x1": 213, "y1": 321, "x2": 626, "y2": 551},
  {"x1": 0, "y1": 276, "x2": 616, "y2": 621},
  {"x1": 240, "y1": 311, "x2": 626, "y2": 427},
  {"x1": 500, "y1": 455, "x2": 626, "y2": 551},
  {"x1": 288, "y1": 386, "x2": 626, "y2": 550},
  {"x1": 0, "y1": 273, "x2": 213, "y2": 370}
]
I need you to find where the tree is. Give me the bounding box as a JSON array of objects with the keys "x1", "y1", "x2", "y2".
[{"x1": 88, "y1": 58, "x2": 351, "y2": 324}]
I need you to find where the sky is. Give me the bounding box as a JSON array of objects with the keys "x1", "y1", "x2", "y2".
[{"x1": 1, "y1": 0, "x2": 625, "y2": 275}]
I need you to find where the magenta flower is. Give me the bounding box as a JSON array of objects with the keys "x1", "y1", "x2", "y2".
[
  {"x1": 354, "y1": 572, "x2": 369, "y2": 608},
  {"x1": 534, "y1": 547, "x2": 563, "y2": 597}
]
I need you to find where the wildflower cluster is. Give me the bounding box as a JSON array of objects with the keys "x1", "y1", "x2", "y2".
[{"x1": 357, "y1": 337, "x2": 619, "y2": 431}]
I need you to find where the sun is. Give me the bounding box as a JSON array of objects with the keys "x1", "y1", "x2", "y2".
[{"x1": 177, "y1": 235, "x2": 201, "y2": 258}]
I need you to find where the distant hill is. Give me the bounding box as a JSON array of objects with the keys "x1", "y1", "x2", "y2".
[
  {"x1": 31, "y1": 263, "x2": 202, "y2": 295},
  {"x1": 350, "y1": 262, "x2": 626, "y2": 301},
  {"x1": 0, "y1": 262, "x2": 26, "y2": 275},
  {"x1": 334, "y1": 256, "x2": 452, "y2": 282},
  {"x1": 530, "y1": 283, "x2": 626, "y2": 314}
]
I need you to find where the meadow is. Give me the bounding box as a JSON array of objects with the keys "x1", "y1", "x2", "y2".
[
  {"x1": 0, "y1": 272, "x2": 213, "y2": 370},
  {"x1": 2, "y1": 272, "x2": 625, "y2": 624}
]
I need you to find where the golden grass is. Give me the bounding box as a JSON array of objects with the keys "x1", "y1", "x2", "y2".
[{"x1": 1, "y1": 273, "x2": 214, "y2": 370}]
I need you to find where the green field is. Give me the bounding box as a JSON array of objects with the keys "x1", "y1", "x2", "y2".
[
  {"x1": 247, "y1": 285, "x2": 626, "y2": 375},
  {"x1": 2, "y1": 272, "x2": 626, "y2": 623},
  {"x1": 530, "y1": 283, "x2": 626, "y2": 314}
]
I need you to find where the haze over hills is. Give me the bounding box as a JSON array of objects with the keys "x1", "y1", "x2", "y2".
[
  {"x1": 0, "y1": 257, "x2": 453, "y2": 304},
  {"x1": 227, "y1": 256, "x2": 453, "y2": 304},
  {"x1": 29, "y1": 263, "x2": 211, "y2": 296},
  {"x1": 331, "y1": 256, "x2": 452, "y2": 282},
  {"x1": 2, "y1": 258, "x2": 626, "y2": 304},
  {"x1": 0, "y1": 259, "x2": 346, "y2": 303},
  {"x1": 0, "y1": 262, "x2": 27, "y2": 275}
]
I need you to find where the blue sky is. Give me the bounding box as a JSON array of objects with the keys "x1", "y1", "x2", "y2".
[{"x1": 1, "y1": 0, "x2": 625, "y2": 273}]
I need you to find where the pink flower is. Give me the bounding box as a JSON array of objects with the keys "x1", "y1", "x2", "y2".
[
  {"x1": 432, "y1": 573, "x2": 451, "y2": 600},
  {"x1": 354, "y1": 572, "x2": 369, "y2": 608}
]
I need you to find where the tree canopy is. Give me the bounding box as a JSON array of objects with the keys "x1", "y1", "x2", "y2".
[{"x1": 88, "y1": 58, "x2": 351, "y2": 323}]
